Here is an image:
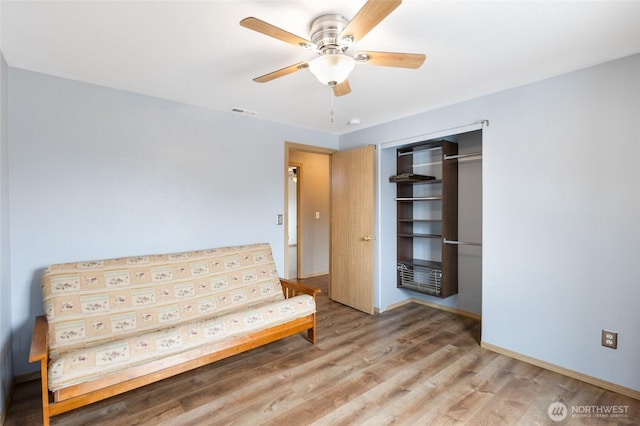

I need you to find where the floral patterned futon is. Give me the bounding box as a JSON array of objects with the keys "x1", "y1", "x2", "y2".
[{"x1": 40, "y1": 243, "x2": 315, "y2": 391}]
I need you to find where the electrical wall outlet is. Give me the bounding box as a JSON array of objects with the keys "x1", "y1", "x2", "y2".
[{"x1": 601, "y1": 330, "x2": 618, "y2": 349}]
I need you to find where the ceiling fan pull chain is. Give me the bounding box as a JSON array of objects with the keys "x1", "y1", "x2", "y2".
[{"x1": 330, "y1": 87, "x2": 336, "y2": 123}]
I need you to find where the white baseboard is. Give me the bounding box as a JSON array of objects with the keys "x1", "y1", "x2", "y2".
[{"x1": 385, "y1": 297, "x2": 481, "y2": 320}]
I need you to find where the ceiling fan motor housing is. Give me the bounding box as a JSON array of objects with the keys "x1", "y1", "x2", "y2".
[{"x1": 310, "y1": 14, "x2": 351, "y2": 53}]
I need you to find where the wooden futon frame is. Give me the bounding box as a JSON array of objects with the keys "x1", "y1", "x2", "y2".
[{"x1": 30, "y1": 279, "x2": 319, "y2": 425}]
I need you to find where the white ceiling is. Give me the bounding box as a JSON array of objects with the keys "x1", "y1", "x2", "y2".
[{"x1": 2, "y1": 1, "x2": 639, "y2": 135}]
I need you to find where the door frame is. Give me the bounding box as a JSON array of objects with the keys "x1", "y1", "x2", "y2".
[
  {"x1": 287, "y1": 163, "x2": 302, "y2": 279},
  {"x1": 284, "y1": 142, "x2": 336, "y2": 279}
]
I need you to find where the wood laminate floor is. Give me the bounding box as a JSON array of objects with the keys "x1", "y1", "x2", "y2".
[{"x1": 5, "y1": 275, "x2": 639, "y2": 425}]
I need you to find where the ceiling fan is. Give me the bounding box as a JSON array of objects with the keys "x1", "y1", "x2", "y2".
[{"x1": 240, "y1": 0, "x2": 426, "y2": 97}]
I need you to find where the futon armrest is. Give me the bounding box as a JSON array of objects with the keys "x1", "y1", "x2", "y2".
[
  {"x1": 30, "y1": 315, "x2": 49, "y2": 363},
  {"x1": 280, "y1": 279, "x2": 321, "y2": 300}
]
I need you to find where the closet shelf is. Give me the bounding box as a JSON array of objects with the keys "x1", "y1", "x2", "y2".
[
  {"x1": 394, "y1": 179, "x2": 442, "y2": 185},
  {"x1": 389, "y1": 173, "x2": 436, "y2": 183},
  {"x1": 398, "y1": 233, "x2": 442, "y2": 239},
  {"x1": 396, "y1": 196, "x2": 442, "y2": 201},
  {"x1": 395, "y1": 139, "x2": 458, "y2": 298}
]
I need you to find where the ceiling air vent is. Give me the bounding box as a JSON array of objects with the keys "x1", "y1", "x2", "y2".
[{"x1": 230, "y1": 107, "x2": 257, "y2": 116}]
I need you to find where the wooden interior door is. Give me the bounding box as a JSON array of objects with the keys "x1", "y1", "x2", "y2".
[{"x1": 330, "y1": 145, "x2": 375, "y2": 314}]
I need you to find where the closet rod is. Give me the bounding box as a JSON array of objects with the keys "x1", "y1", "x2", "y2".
[
  {"x1": 443, "y1": 239, "x2": 482, "y2": 247},
  {"x1": 444, "y1": 152, "x2": 482, "y2": 160},
  {"x1": 412, "y1": 161, "x2": 442, "y2": 167}
]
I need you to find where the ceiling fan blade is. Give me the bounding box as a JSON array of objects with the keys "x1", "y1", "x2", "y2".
[
  {"x1": 333, "y1": 80, "x2": 352, "y2": 97},
  {"x1": 253, "y1": 62, "x2": 309, "y2": 83},
  {"x1": 341, "y1": 0, "x2": 402, "y2": 42},
  {"x1": 356, "y1": 51, "x2": 426, "y2": 69},
  {"x1": 240, "y1": 17, "x2": 314, "y2": 49}
]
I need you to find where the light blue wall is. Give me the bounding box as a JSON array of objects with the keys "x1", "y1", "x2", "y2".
[
  {"x1": 5, "y1": 53, "x2": 639, "y2": 395},
  {"x1": 0, "y1": 51, "x2": 14, "y2": 420},
  {"x1": 8, "y1": 68, "x2": 338, "y2": 376},
  {"x1": 341, "y1": 54, "x2": 640, "y2": 392}
]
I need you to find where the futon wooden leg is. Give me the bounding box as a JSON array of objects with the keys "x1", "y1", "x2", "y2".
[
  {"x1": 306, "y1": 313, "x2": 317, "y2": 343},
  {"x1": 40, "y1": 359, "x2": 50, "y2": 426},
  {"x1": 307, "y1": 327, "x2": 316, "y2": 343}
]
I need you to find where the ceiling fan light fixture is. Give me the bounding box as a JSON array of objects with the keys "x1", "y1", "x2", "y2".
[{"x1": 308, "y1": 54, "x2": 355, "y2": 86}]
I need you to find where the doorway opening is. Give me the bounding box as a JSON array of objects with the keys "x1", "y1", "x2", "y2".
[{"x1": 284, "y1": 142, "x2": 335, "y2": 279}]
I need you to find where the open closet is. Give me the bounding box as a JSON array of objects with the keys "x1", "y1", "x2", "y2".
[
  {"x1": 383, "y1": 129, "x2": 482, "y2": 315},
  {"x1": 392, "y1": 139, "x2": 459, "y2": 298}
]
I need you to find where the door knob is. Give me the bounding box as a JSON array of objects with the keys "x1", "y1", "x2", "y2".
[{"x1": 363, "y1": 236, "x2": 375, "y2": 241}]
